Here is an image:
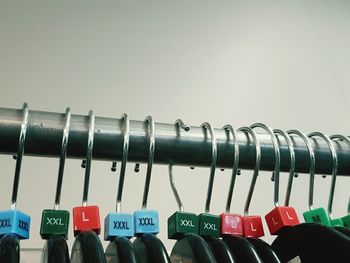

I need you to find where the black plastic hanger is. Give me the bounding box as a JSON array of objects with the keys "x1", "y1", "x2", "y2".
[
  {"x1": 40, "y1": 107, "x2": 71, "y2": 263},
  {"x1": 132, "y1": 116, "x2": 170, "y2": 263},
  {"x1": 106, "y1": 236, "x2": 139, "y2": 263},
  {"x1": 104, "y1": 113, "x2": 139, "y2": 263},
  {"x1": 71, "y1": 231, "x2": 106, "y2": 263},
  {"x1": 170, "y1": 233, "x2": 217, "y2": 263},
  {"x1": 0, "y1": 235, "x2": 20, "y2": 263},
  {"x1": 247, "y1": 238, "x2": 280, "y2": 263},
  {"x1": 134, "y1": 234, "x2": 170, "y2": 263},
  {"x1": 0, "y1": 103, "x2": 30, "y2": 263},
  {"x1": 70, "y1": 110, "x2": 105, "y2": 263},
  {"x1": 272, "y1": 223, "x2": 350, "y2": 262},
  {"x1": 41, "y1": 236, "x2": 70, "y2": 263}
]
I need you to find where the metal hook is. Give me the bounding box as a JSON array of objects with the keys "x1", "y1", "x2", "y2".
[
  {"x1": 223, "y1": 124, "x2": 240, "y2": 213},
  {"x1": 141, "y1": 116, "x2": 155, "y2": 210},
  {"x1": 54, "y1": 107, "x2": 71, "y2": 210},
  {"x1": 287, "y1": 130, "x2": 315, "y2": 210},
  {"x1": 308, "y1": 132, "x2": 338, "y2": 219},
  {"x1": 251, "y1": 123, "x2": 280, "y2": 207},
  {"x1": 11, "y1": 103, "x2": 29, "y2": 210},
  {"x1": 168, "y1": 119, "x2": 191, "y2": 212},
  {"x1": 200, "y1": 122, "x2": 217, "y2": 214},
  {"x1": 175, "y1": 119, "x2": 191, "y2": 132},
  {"x1": 169, "y1": 164, "x2": 184, "y2": 212},
  {"x1": 238, "y1": 127, "x2": 261, "y2": 217},
  {"x1": 116, "y1": 114, "x2": 130, "y2": 213},
  {"x1": 82, "y1": 110, "x2": 95, "y2": 207},
  {"x1": 273, "y1": 129, "x2": 296, "y2": 207},
  {"x1": 329, "y1": 134, "x2": 350, "y2": 215}
]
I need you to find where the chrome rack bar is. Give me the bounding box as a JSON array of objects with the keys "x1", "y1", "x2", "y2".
[{"x1": 0, "y1": 107, "x2": 349, "y2": 175}]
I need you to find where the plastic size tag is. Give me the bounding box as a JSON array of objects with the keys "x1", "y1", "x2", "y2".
[
  {"x1": 341, "y1": 214, "x2": 350, "y2": 228},
  {"x1": 104, "y1": 212, "x2": 134, "y2": 240},
  {"x1": 265, "y1": 206, "x2": 300, "y2": 235},
  {"x1": 168, "y1": 211, "x2": 199, "y2": 240},
  {"x1": 72, "y1": 205, "x2": 101, "y2": 236},
  {"x1": 330, "y1": 218, "x2": 344, "y2": 227},
  {"x1": 40, "y1": 209, "x2": 69, "y2": 239},
  {"x1": 220, "y1": 213, "x2": 243, "y2": 236},
  {"x1": 198, "y1": 213, "x2": 221, "y2": 237},
  {"x1": 242, "y1": 215, "x2": 264, "y2": 238},
  {"x1": 0, "y1": 210, "x2": 31, "y2": 239},
  {"x1": 134, "y1": 210, "x2": 159, "y2": 235},
  {"x1": 303, "y1": 207, "x2": 330, "y2": 226}
]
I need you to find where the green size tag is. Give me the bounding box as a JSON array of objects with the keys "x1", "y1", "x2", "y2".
[
  {"x1": 40, "y1": 209, "x2": 70, "y2": 239},
  {"x1": 168, "y1": 211, "x2": 199, "y2": 240},
  {"x1": 303, "y1": 207, "x2": 330, "y2": 226},
  {"x1": 341, "y1": 214, "x2": 350, "y2": 228},
  {"x1": 330, "y1": 218, "x2": 344, "y2": 227},
  {"x1": 198, "y1": 213, "x2": 221, "y2": 237}
]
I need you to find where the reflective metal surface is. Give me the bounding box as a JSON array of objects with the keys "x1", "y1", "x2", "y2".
[{"x1": 0, "y1": 107, "x2": 349, "y2": 175}]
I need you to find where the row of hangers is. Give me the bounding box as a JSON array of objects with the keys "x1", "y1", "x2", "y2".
[{"x1": 1, "y1": 103, "x2": 350, "y2": 263}]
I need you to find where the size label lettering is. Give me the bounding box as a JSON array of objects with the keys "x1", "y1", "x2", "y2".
[
  {"x1": 204, "y1": 222, "x2": 218, "y2": 231},
  {"x1": 0, "y1": 218, "x2": 11, "y2": 228},
  {"x1": 18, "y1": 220, "x2": 29, "y2": 232},
  {"x1": 138, "y1": 218, "x2": 155, "y2": 226},
  {"x1": 46, "y1": 217, "x2": 64, "y2": 226},
  {"x1": 180, "y1": 219, "x2": 195, "y2": 227},
  {"x1": 113, "y1": 221, "x2": 130, "y2": 230}
]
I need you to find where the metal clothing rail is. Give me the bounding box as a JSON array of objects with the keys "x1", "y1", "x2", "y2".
[{"x1": 0, "y1": 107, "x2": 349, "y2": 176}]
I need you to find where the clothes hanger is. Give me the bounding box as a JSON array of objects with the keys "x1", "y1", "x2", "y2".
[
  {"x1": 168, "y1": 163, "x2": 216, "y2": 263},
  {"x1": 193, "y1": 122, "x2": 235, "y2": 263},
  {"x1": 303, "y1": 132, "x2": 342, "y2": 226},
  {"x1": 0, "y1": 103, "x2": 31, "y2": 263},
  {"x1": 104, "y1": 113, "x2": 139, "y2": 263},
  {"x1": 222, "y1": 126, "x2": 263, "y2": 263},
  {"x1": 272, "y1": 130, "x2": 350, "y2": 262},
  {"x1": 70, "y1": 110, "x2": 106, "y2": 263},
  {"x1": 132, "y1": 116, "x2": 170, "y2": 263},
  {"x1": 329, "y1": 134, "x2": 350, "y2": 228},
  {"x1": 40, "y1": 107, "x2": 71, "y2": 263},
  {"x1": 238, "y1": 123, "x2": 282, "y2": 263},
  {"x1": 168, "y1": 119, "x2": 217, "y2": 263},
  {"x1": 220, "y1": 124, "x2": 242, "y2": 238}
]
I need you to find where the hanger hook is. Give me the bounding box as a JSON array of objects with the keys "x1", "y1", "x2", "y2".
[
  {"x1": 168, "y1": 119, "x2": 190, "y2": 212},
  {"x1": 82, "y1": 110, "x2": 95, "y2": 207},
  {"x1": 169, "y1": 164, "x2": 184, "y2": 212},
  {"x1": 287, "y1": 130, "x2": 315, "y2": 210},
  {"x1": 141, "y1": 116, "x2": 155, "y2": 210},
  {"x1": 116, "y1": 113, "x2": 130, "y2": 213},
  {"x1": 329, "y1": 134, "x2": 350, "y2": 215},
  {"x1": 54, "y1": 107, "x2": 71, "y2": 210},
  {"x1": 200, "y1": 122, "x2": 217, "y2": 214},
  {"x1": 11, "y1": 103, "x2": 29, "y2": 210},
  {"x1": 223, "y1": 124, "x2": 240, "y2": 213},
  {"x1": 238, "y1": 127, "x2": 261, "y2": 216},
  {"x1": 308, "y1": 132, "x2": 338, "y2": 219},
  {"x1": 273, "y1": 129, "x2": 296, "y2": 207},
  {"x1": 251, "y1": 123, "x2": 281, "y2": 207},
  {"x1": 175, "y1": 119, "x2": 191, "y2": 131}
]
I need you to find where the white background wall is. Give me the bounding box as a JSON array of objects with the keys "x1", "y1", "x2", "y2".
[{"x1": 0, "y1": 0, "x2": 350, "y2": 256}]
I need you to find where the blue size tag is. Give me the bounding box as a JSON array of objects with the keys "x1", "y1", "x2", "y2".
[
  {"x1": 104, "y1": 212, "x2": 134, "y2": 240},
  {"x1": 134, "y1": 210, "x2": 159, "y2": 235},
  {"x1": 0, "y1": 210, "x2": 31, "y2": 239}
]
